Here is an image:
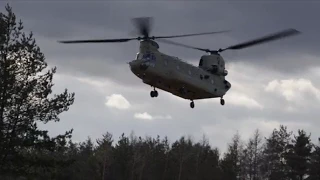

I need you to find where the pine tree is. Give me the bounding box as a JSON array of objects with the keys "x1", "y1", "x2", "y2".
[
  {"x1": 0, "y1": 4, "x2": 75, "y2": 177},
  {"x1": 112, "y1": 133, "x2": 133, "y2": 180},
  {"x1": 241, "y1": 129, "x2": 263, "y2": 180},
  {"x1": 308, "y1": 138, "x2": 320, "y2": 180},
  {"x1": 261, "y1": 125, "x2": 292, "y2": 180},
  {"x1": 95, "y1": 132, "x2": 114, "y2": 180},
  {"x1": 285, "y1": 130, "x2": 312, "y2": 180},
  {"x1": 220, "y1": 132, "x2": 242, "y2": 180},
  {"x1": 169, "y1": 136, "x2": 194, "y2": 180}
]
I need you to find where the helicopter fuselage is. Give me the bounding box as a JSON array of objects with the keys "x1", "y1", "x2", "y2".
[{"x1": 128, "y1": 40, "x2": 231, "y2": 101}]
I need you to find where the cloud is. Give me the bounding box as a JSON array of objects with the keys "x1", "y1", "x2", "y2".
[
  {"x1": 76, "y1": 76, "x2": 107, "y2": 90},
  {"x1": 225, "y1": 91, "x2": 264, "y2": 109},
  {"x1": 265, "y1": 78, "x2": 320, "y2": 108},
  {"x1": 105, "y1": 94, "x2": 131, "y2": 110},
  {"x1": 134, "y1": 112, "x2": 172, "y2": 121},
  {"x1": 134, "y1": 112, "x2": 153, "y2": 120},
  {"x1": 200, "y1": 91, "x2": 263, "y2": 110},
  {"x1": 6, "y1": 0, "x2": 319, "y2": 84}
]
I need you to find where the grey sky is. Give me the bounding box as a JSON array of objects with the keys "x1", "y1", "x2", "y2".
[{"x1": 2, "y1": 0, "x2": 320, "y2": 153}]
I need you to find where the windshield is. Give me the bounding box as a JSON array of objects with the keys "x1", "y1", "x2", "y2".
[
  {"x1": 136, "y1": 52, "x2": 156, "y2": 62},
  {"x1": 136, "y1": 53, "x2": 143, "y2": 60}
]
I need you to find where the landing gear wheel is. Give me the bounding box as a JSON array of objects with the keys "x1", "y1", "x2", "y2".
[
  {"x1": 220, "y1": 98, "x2": 225, "y2": 106},
  {"x1": 150, "y1": 90, "x2": 158, "y2": 98},
  {"x1": 190, "y1": 101, "x2": 195, "y2": 108}
]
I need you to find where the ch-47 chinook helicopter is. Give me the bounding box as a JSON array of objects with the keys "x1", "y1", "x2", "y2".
[{"x1": 59, "y1": 17, "x2": 301, "y2": 109}]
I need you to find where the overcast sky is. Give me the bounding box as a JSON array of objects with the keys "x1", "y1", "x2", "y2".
[{"x1": 2, "y1": 0, "x2": 320, "y2": 153}]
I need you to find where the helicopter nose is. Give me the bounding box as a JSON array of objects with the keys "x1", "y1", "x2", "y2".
[
  {"x1": 129, "y1": 60, "x2": 150, "y2": 71},
  {"x1": 223, "y1": 80, "x2": 231, "y2": 90},
  {"x1": 128, "y1": 61, "x2": 133, "y2": 67},
  {"x1": 129, "y1": 60, "x2": 141, "y2": 71},
  {"x1": 128, "y1": 60, "x2": 137, "y2": 68}
]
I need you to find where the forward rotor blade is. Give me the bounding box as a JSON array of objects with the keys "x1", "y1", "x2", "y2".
[
  {"x1": 58, "y1": 38, "x2": 137, "y2": 43},
  {"x1": 220, "y1": 28, "x2": 301, "y2": 52},
  {"x1": 131, "y1": 17, "x2": 153, "y2": 37},
  {"x1": 157, "y1": 39, "x2": 211, "y2": 53},
  {"x1": 155, "y1": 30, "x2": 230, "y2": 39}
]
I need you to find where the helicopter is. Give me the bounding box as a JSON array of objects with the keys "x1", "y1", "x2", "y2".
[{"x1": 59, "y1": 17, "x2": 301, "y2": 109}]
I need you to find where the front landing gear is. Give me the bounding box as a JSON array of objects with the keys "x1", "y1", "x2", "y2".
[
  {"x1": 190, "y1": 100, "x2": 195, "y2": 108},
  {"x1": 150, "y1": 87, "x2": 158, "y2": 98},
  {"x1": 150, "y1": 90, "x2": 158, "y2": 98},
  {"x1": 220, "y1": 98, "x2": 225, "y2": 106}
]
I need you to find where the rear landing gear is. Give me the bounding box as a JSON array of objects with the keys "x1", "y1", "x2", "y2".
[
  {"x1": 220, "y1": 98, "x2": 225, "y2": 106},
  {"x1": 190, "y1": 100, "x2": 195, "y2": 108}
]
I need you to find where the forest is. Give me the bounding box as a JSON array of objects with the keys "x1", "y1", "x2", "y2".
[{"x1": 1, "y1": 4, "x2": 320, "y2": 180}]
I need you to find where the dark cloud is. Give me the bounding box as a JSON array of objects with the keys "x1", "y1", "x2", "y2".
[{"x1": 2, "y1": 1, "x2": 318, "y2": 83}]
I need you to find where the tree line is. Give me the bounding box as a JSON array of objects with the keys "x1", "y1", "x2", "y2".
[
  {"x1": 44, "y1": 128, "x2": 320, "y2": 180},
  {"x1": 1, "y1": 4, "x2": 320, "y2": 180}
]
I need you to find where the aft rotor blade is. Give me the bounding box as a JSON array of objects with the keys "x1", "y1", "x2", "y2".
[
  {"x1": 131, "y1": 17, "x2": 153, "y2": 37},
  {"x1": 155, "y1": 30, "x2": 230, "y2": 39},
  {"x1": 157, "y1": 39, "x2": 211, "y2": 53},
  {"x1": 58, "y1": 38, "x2": 137, "y2": 43},
  {"x1": 220, "y1": 28, "x2": 301, "y2": 52}
]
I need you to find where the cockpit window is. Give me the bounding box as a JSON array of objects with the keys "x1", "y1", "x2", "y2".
[
  {"x1": 150, "y1": 41, "x2": 160, "y2": 49},
  {"x1": 136, "y1": 53, "x2": 143, "y2": 60},
  {"x1": 199, "y1": 58, "x2": 203, "y2": 66}
]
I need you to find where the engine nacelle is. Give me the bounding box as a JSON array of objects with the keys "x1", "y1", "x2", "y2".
[{"x1": 198, "y1": 54, "x2": 227, "y2": 76}]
